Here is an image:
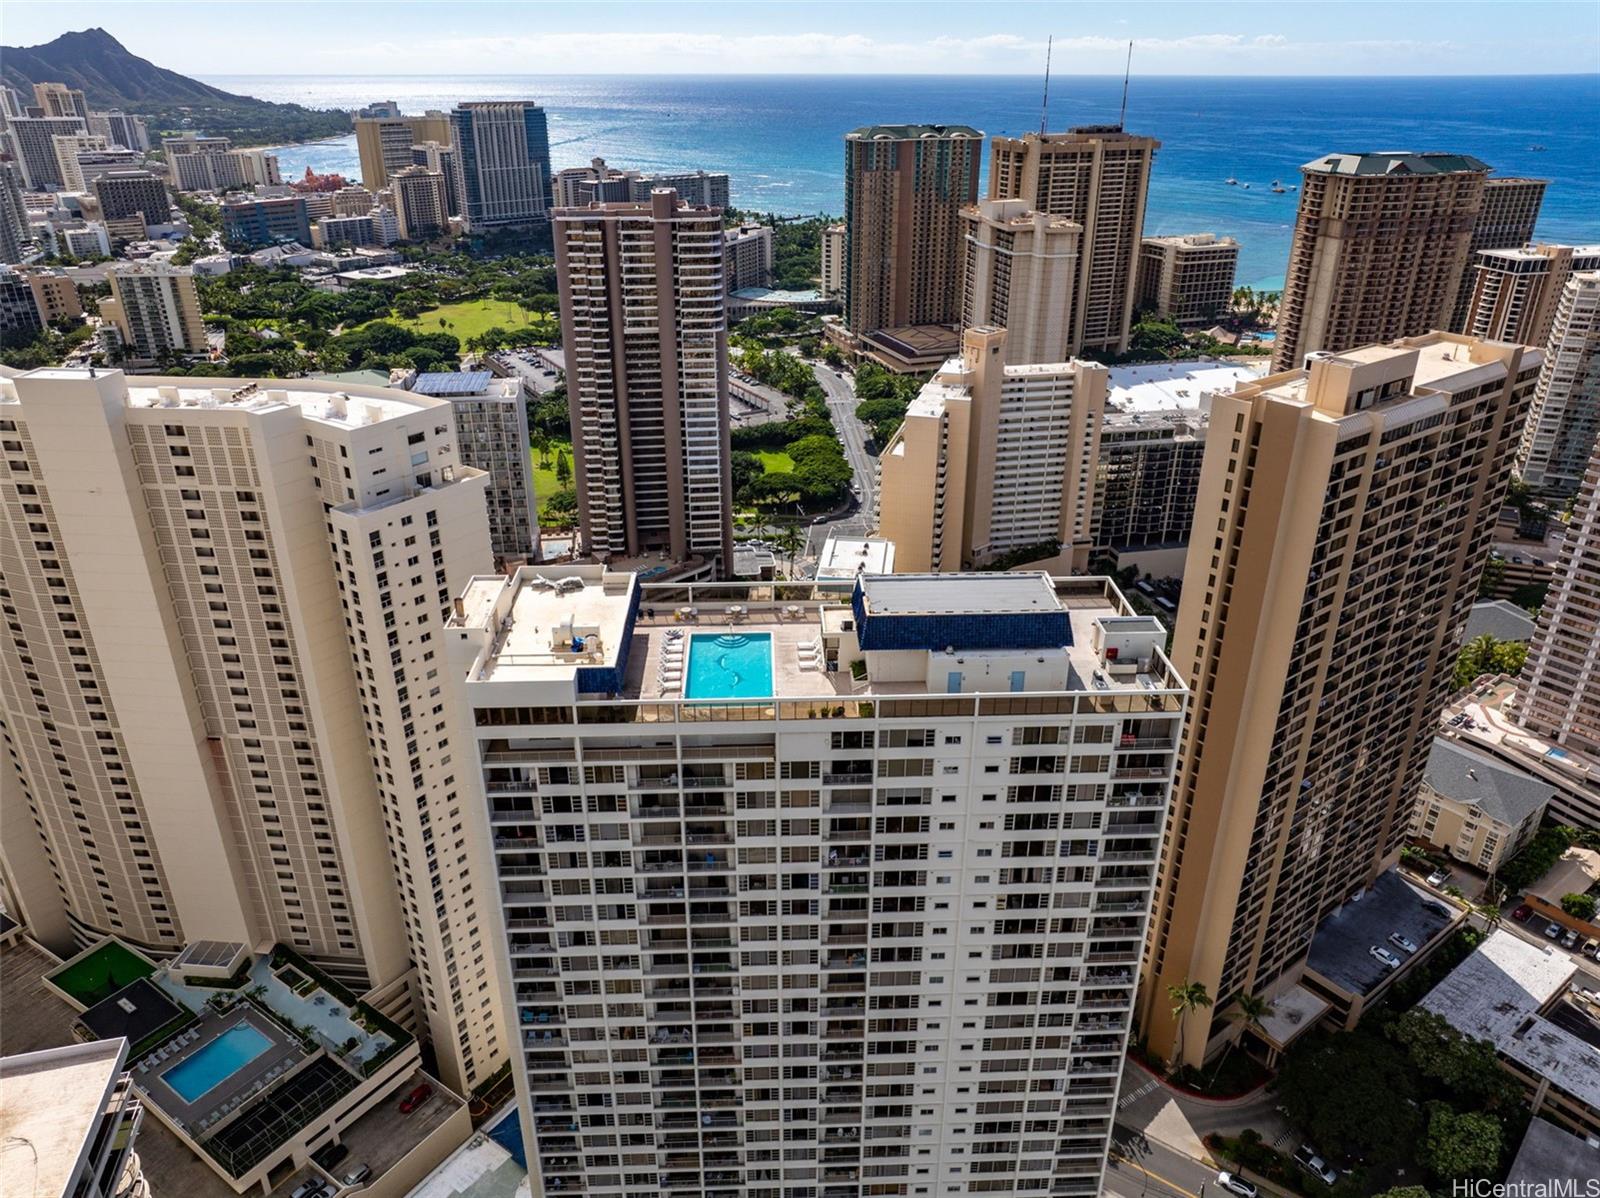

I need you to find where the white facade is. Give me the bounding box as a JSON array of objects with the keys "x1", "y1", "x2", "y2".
[
  {"x1": 724, "y1": 223, "x2": 774, "y2": 292},
  {"x1": 1518, "y1": 270, "x2": 1600, "y2": 493},
  {"x1": 446, "y1": 566, "x2": 1185, "y2": 1198},
  {"x1": 821, "y1": 223, "x2": 845, "y2": 300},
  {"x1": 0, "y1": 367, "x2": 508, "y2": 1095}
]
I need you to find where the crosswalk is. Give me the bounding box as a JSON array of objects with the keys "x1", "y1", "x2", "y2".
[{"x1": 1117, "y1": 1077, "x2": 1160, "y2": 1110}]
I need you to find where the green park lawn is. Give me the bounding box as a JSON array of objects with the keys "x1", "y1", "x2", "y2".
[
  {"x1": 756, "y1": 450, "x2": 795, "y2": 474},
  {"x1": 530, "y1": 438, "x2": 573, "y2": 513},
  {"x1": 395, "y1": 298, "x2": 552, "y2": 342}
]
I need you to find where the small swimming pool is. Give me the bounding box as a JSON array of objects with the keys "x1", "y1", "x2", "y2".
[
  {"x1": 162, "y1": 1023, "x2": 273, "y2": 1104},
  {"x1": 686, "y1": 633, "x2": 774, "y2": 699}
]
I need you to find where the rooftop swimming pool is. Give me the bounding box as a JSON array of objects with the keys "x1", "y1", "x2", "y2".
[
  {"x1": 686, "y1": 633, "x2": 773, "y2": 700},
  {"x1": 161, "y1": 1023, "x2": 273, "y2": 1104}
]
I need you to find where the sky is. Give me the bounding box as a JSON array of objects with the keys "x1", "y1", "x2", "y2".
[{"x1": 7, "y1": 0, "x2": 1600, "y2": 77}]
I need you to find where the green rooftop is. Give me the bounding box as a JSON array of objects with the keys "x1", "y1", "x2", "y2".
[
  {"x1": 845, "y1": 124, "x2": 983, "y2": 140},
  {"x1": 1302, "y1": 151, "x2": 1492, "y2": 177},
  {"x1": 47, "y1": 940, "x2": 156, "y2": 1007}
]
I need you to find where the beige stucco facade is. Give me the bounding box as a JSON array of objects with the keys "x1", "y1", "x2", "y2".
[
  {"x1": 987, "y1": 127, "x2": 1158, "y2": 355},
  {"x1": 0, "y1": 367, "x2": 510, "y2": 1096},
  {"x1": 960, "y1": 197, "x2": 1082, "y2": 364},
  {"x1": 877, "y1": 325, "x2": 1103, "y2": 572},
  {"x1": 354, "y1": 114, "x2": 451, "y2": 191},
  {"x1": 1273, "y1": 152, "x2": 1488, "y2": 372},
  {"x1": 1139, "y1": 333, "x2": 1541, "y2": 1066}
]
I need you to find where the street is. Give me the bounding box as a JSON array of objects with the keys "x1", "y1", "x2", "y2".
[
  {"x1": 806, "y1": 362, "x2": 877, "y2": 560},
  {"x1": 1105, "y1": 1129, "x2": 1221, "y2": 1198}
]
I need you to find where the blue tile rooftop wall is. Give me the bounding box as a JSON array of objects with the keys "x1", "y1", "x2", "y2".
[
  {"x1": 576, "y1": 583, "x2": 640, "y2": 694},
  {"x1": 852, "y1": 583, "x2": 1073, "y2": 652}
]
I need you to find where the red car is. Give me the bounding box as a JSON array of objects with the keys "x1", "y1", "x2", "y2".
[
  {"x1": 1512, "y1": 905, "x2": 1532, "y2": 922},
  {"x1": 399, "y1": 1083, "x2": 433, "y2": 1114}
]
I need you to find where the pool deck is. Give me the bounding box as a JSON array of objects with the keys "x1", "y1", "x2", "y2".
[
  {"x1": 632, "y1": 617, "x2": 839, "y2": 701},
  {"x1": 132, "y1": 1006, "x2": 304, "y2": 1133}
]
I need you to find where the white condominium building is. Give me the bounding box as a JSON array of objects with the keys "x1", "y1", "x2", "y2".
[
  {"x1": 446, "y1": 566, "x2": 1186, "y2": 1198},
  {"x1": 1135, "y1": 234, "x2": 1239, "y2": 328},
  {"x1": 724, "y1": 222, "x2": 775, "y2": 292},
  {"x1": 407, "y1": 369, "x2": 539, "y2": 562},
  {"x1": 0, "y1": 367, "x2": 508, "y2": 1095},
  {"x1": 878, "y1": 326, "x2": 1104, "y2": 572},
  {"x1": 99, "y1": 262, "x2": 207, "y2": 360},
  {"x1": 1519, "y1": 437, "x2": 1600, "y2": 756},
  {"x1": 554, "y1": 188, "x2": 734, "y2": 567},
  {"x1": 821, "y1": 222, "x2": 845, "y2": 299},
  {"x1": 1517, "y1": 270, "x2": 1600, "y2": 494}
]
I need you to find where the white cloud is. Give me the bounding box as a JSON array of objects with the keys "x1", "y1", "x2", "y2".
[{"x1": 290, "y1": 28, "x2": 1556, "y2": 75}]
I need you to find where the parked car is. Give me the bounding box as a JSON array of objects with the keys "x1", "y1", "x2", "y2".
[
  {"x1": 1369, "y1": 945, "x2": 1402, "y2": 970},
  {"x1": 341, "y1": 1164, "x2": 372, "y2": 1188},
  {"x1": 290, "y1": 1180, "x2": 326, "y2": 1198},
  {"x1": 1388, "y1": 932, "x2": 1418, "y2": 954},
  {"x1": 1545, "y1": 921, "x2": 1564, "y2": 940},
  {"x1": 1583, "y1": 940, "x2": 1600, "y2": 959},
  {"x1": 1216, "y1": 1172, "x2": 1259, "y2": 1198},
  {"x1": 1293, "y1": 1144, "x2": 1340, "y2": 1186},
  {"x1": 1562, "y1": 928, "x2": 1581, "y2": 949},
  {"x1": 314, "y1": 1143, "x2": 349, "y2": 1170},
  {"x1": 399, "y1": 1083, "x2": 434, "y2": 1114},
  {"x1": 1512, "y1": 904, "x2": 1532, "y2": 922},
  {"x1": 1426, "y1": 867, "x2": 1451, "y2": 887}
]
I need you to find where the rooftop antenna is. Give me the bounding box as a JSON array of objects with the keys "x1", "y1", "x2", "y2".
[
  {"x1": 1039, "y1": 35, "x2": 1053, "y2": 136},
  {"x1": 1118, "y1": 41, "x2": 1133, "y2": 130}
]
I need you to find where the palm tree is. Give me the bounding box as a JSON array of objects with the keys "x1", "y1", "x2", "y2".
[
  {"x1": 1166, "y1": 980, "x2": 1213, "y2": 1069},
  {"x1": 774, "y1": 523, "x2": 804, "y2": 578},
  {"x1": 1215, "y1": 991, "x2": 1275, "y2": 1078}
]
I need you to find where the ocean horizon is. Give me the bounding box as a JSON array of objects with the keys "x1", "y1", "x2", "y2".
[{"x1": 204, "y1": 73, "x2": 1600, "y2": 290}]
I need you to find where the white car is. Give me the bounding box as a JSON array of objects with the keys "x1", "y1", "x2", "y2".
[
  {"x1": 1426, "y1": 867, "x2": 1451, "y2": 887},
  {"x1": 1294, "y1": 1144, "x2": 1339, "y2": 1185},
  {"x1": 1216, "y1": 1172, "x2": 1258, "y2": 1198},
  {"x1": 1388, "y1": 932, "x2": 1418, "y2": 954},
  {"x1": 1369, "y1": 945, "x2": 1402, "y2": 969}
]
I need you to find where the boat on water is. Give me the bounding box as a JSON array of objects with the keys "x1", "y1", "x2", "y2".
[
  {"x1": 1270, "y1": 181, "x2": 1287, "y2": 193},
  {"x1": 1529, "y1": 143, "x2": 1547, "y2": 152},
  {"x1": 1240, "y1": 182, "x2": 1251, "y2": 189},
  {"x1": 1225, "y1": 177, "x2": 1239, "y2": 185}
]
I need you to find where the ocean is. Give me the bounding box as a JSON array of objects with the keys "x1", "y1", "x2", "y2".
[{"x1": 203, "y1": 73, "x2": 1600, "y2": 290}]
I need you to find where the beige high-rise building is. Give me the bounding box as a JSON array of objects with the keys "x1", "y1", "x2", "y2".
[
  {"x1": 33, "y1": 81, "x2": 90, "y2": 121},
  {"x1": 842, "y1": 124, "x2": 983, "y2": 335},
  {"x1": 878, "y1": 325, "x2": 1104, "y2": 571},
  {"x1": 1465, "y1": 243, "x2": 1600, "y2": 347},
  {"x1": 987, "y1": 126, "x2": 1159, "y2": 354},
  {"x1": 1139, "y1": 332, "x2": 1541, "y2": 1067},
  {"x1": 330, "y1": 184, "x2": 376, "y2": 216},
  {"x1": 391, "y1": 165, "x2": 452, "y2": 241},
  {"x1": 1137, "y1": 233, "x2": 1239, "y2": 327},
  {"x1": 1518, "y1": 437, "x2": 1600, "y2": 756},
  {"x1": 722, "y1": 221, "x2": 774, "y2": 291},
  {"x1": 0, "y1": 366, "x2": 509, "y2": 1094},
  {"x1": 7, "y1": 116, "x2": 89, "y2": 190},
  {"x1": 1272, "y1": 152, "x2": 1490, "y2": 371},
  {"x1": 354, "y1": 111, "x2": 451, "y2": 190},
  {"x1": 1448, "y1": 176, "x2": 1548, "y2": 333},
  {"x1": 99, "y1": 262, "x2": 206, "y2": 360},
  {"x1": 959, "y1": 197, "x2": 1082, "y2": 365},
  {"x1": 555, "y1": 189, "x2": 734, "y2": 567},
  {"x1": 21, "y1": 267, "x2": 82, "y2": 322},
  {"x1": 51, "y1": 132, "x2": 108, "y2": 193},
  {"x1": 820, "y1": 220, "x2": 844, "y2": 298},
  {"x1": 1516, "y1": 271, "x2": 1600, "y2": 494}
]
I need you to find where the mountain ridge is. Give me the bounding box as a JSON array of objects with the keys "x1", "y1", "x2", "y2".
[{"x1": 1, "y1": 28, "x2": 350, "y2": 144}]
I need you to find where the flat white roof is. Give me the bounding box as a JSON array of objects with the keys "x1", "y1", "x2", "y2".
[
  {"x1": 2, "y1": 369, "x2": 446, "y2": 432},
  {"x1": 1106, "y1": 359, "x2": 1268, "y2": 415},
  {"x1": 1420, "y1": 929, "x2": 1600, "y2": 1112},
  {"x1": 858, "y1": 572, "x2": 1062, "y2": 617},
  {"x1": 0, "y1": 1041, "x2": 127, "y2": 1198},
  {"x1": 818, "y1": 535, "x2": 896, "y2": 578}
]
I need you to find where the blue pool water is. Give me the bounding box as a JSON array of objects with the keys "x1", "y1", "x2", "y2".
[
  {"x1": 161, "y1": 1024, "x2": 273, "y2": 1104},
  {"x1": 686, "y1": 633, "x2": 774, "y2": 700},
  {"x1": 487, "y1": 1107, "x2": 528, "y2": 1168}
]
